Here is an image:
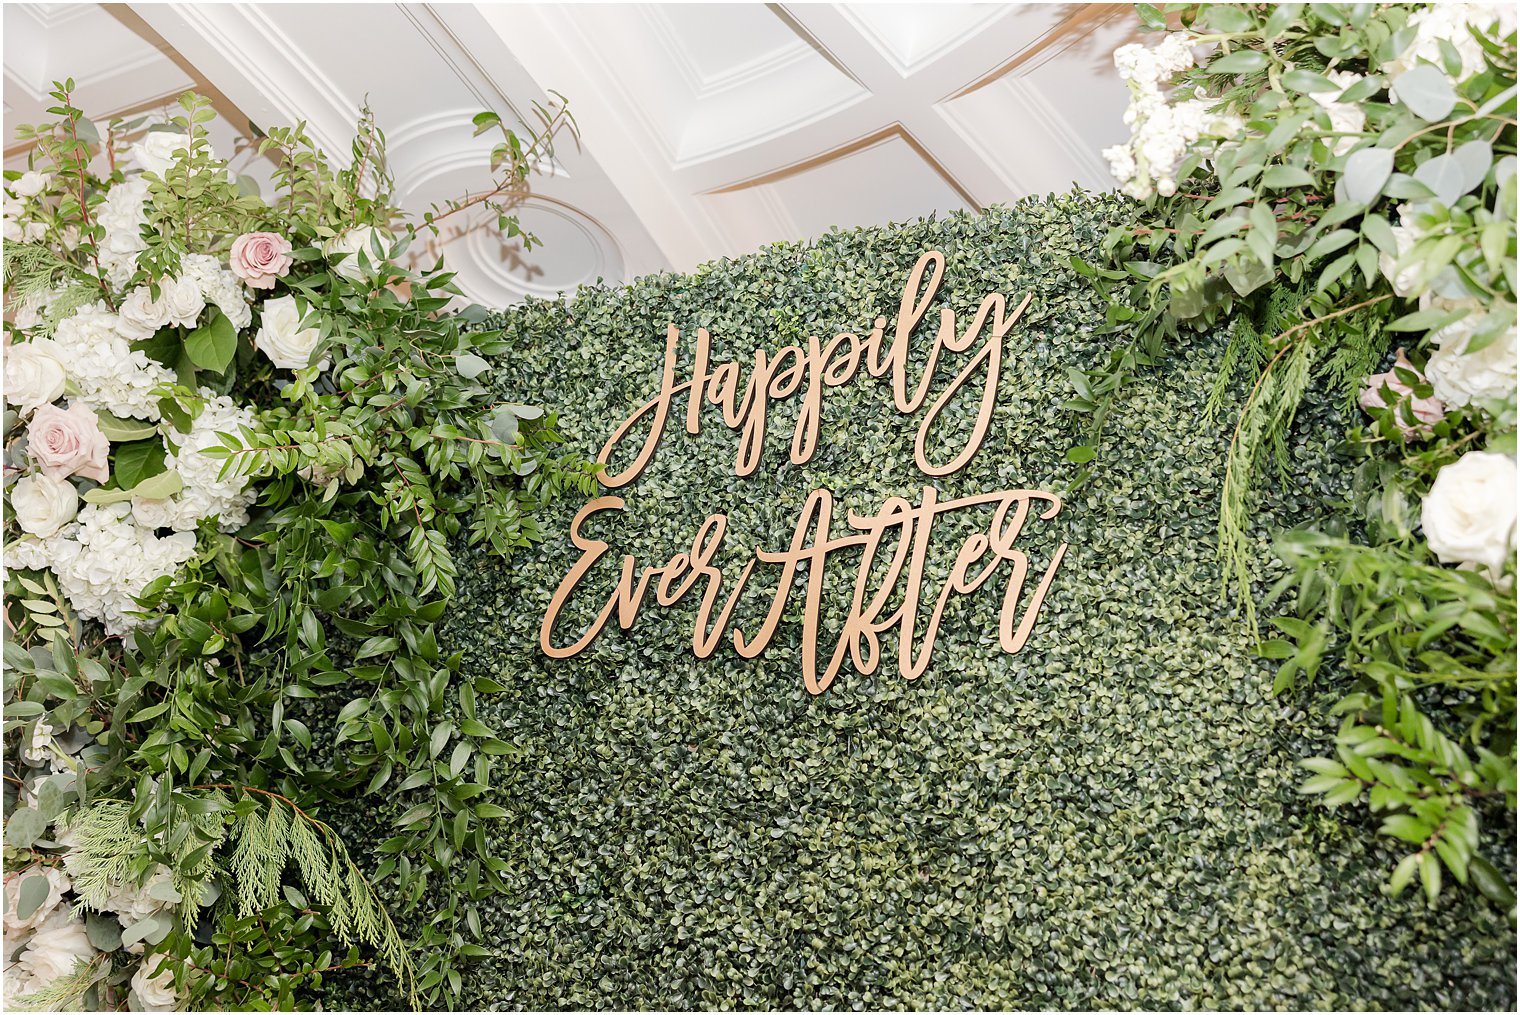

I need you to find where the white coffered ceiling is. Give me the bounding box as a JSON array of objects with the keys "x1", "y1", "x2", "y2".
[{"x1": 3, "y1": 2, "x2": 1141, "y2": 305}]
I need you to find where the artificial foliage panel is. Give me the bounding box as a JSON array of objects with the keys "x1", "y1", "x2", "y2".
[{"x1": 327, "y1": 195, "x2": 1516, "y2": 1010}]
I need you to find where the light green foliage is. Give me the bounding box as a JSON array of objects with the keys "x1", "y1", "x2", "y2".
[
  {"x1": 317, "y1": 196, "x2": 1513, "y2": 1010},
  {"x1": 1076, "y1": 3, "x2": 1517, "y2": 905}
]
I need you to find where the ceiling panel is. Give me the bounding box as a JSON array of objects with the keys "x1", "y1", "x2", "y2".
[{"x1": 5, "y1": 2, "x2": 1138, "y2": 296}]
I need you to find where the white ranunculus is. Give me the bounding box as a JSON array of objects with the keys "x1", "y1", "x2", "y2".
[
  {"x1": 324, "y1": 225, "x2": 389, "y2": 280},
  {"x1": 10, "y1": 472, "x2": 80, "y2": 538},
  {"x1": 16, "y1": 909, "x2": 96, "y2": 987},
  {"x1": 131, "y1": 953, "x2": 181, "y2": 1011},
  {"x1": 255, "y1": 295, "x2": 324, "y2": 370},
  {"x1": 116, "y1": 285, "x2": 175, "y2": 341},
  {"x1": 12, "y1": 171, "x2": 50, "y2": 198},
  {"x1": 129, "y1": 131, "x2": 190, "y2": 177},
  {"x1": 4, "y1": 339, "x2": 68, "y2": 412},
  {"x1": 2, "y1": 866, "x2": 72, "y2": 933},
  {"x1": 1425, "y1": 307, "x2": 1518, "y2": 408},
  {"x1": 159, "y1": 277, "x2": 206, "y2": 329},
  {"x1": 1422, "y1": 451, "x2": 1517, "y2": 580}
]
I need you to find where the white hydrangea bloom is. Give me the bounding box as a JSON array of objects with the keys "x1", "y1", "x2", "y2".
[
  {"x1": 96, "y1": 178, "x2": 151, "y2": 289},
  {"x1": 51, "y1": 303, "x2": 174, "y2": 420},
  {"x1": 182, "y1": 253, "x2": 253, "y2": 330},
  {"x1": 23, "y1": 503, "x2": 197, "y2": 634},
  {"x1": 1103, "y1": 35, "x2": 1242, "y2": 199},
  {"x1": 93, "y1": 864, "x2": 175, "y2": 928},
  {"x1": 132, "y1": 391, "x2": 257, "y2": 533},
  {"x1": 1386, "y1": 3, "x2": 1509, "y2": 87}
]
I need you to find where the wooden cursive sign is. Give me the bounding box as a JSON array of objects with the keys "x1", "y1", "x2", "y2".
[{"x1": 539, "y1": 251, "x2": 1068, "y2": 693}]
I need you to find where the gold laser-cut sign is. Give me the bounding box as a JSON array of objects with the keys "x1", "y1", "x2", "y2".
[{"x1": 539, "y1": 251, "x2": 1068, "y2": 694}]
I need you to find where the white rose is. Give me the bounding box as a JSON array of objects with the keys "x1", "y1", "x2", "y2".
[
  {"x1": 1425, "y1": 308, "x2": 1518, "y2": 408},
  {"x1": 1377, "y1": 206, "x2": 1422, "y2": 297},
  {"x1": 4, "y1": 339, "x2": 68, "y2": 411},
  {"x1": 116, "y1": 285, "x2": 175, "y2": 341},
  {"x1": 12, "y1": 171, "x2": 50, "y2": 198},
  {"x1": 324, "y1": 225, "x2": 389, "y2": 280},
  {"x1": 129, "y1": 131, "x2": 190, "y2": 177},
  {"x1": 10, "y1": 473, "x2": 80, "y2": 538},
  {"x1": 1422, "y1": 451, "x2": 1517, "y2": 580},
  {"x1": 3, "y1": 866, "x2": 72, "y2": 933},
  {"x1": 159, "y1": 277, "x2": 205, "y2": 329},
  {"x1": 255, "y1": 295, "x2": 324, "y2": 370},
  {"x1": 130, "y1": 953, "x2": 180, "y2": 1011},
  {"x1": 16, "y1": 909, "x2": 96, "y2": 987}
]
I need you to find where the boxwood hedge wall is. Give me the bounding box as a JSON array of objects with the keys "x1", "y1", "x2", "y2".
[{"x1": 328, "y1": 194, "x2": 1516, "y2": 1010}]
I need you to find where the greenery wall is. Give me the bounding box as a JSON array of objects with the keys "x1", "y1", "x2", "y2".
[{"x1": 328, "y1": 195, "x2": 1515, "y2": 1010}]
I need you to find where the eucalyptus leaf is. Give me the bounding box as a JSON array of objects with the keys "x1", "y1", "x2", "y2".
[
  {"x1": 1392, "y1": 64, "x2": 1457, "y2": 121},
  {"x1": 455, "y1": 353, "x2": 491, "y2": 379},
  {"x1": 1342, "y1": 147, "x2": 1394, "y2": 206}
]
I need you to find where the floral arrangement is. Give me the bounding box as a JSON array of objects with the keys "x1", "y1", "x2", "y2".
[
  {"x1": 3, "y1": 83, "x2": 594, "y2": 1009},
  {"x1": 1081, "y1": 3, "x2": 1516, "y2": 906}
]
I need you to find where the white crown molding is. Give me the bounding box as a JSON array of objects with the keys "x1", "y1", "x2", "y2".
[
  {"x1": 836, "y1": 3, "x2": 1013, "y2": 79},
  {"x1": 127, "y1": 2, "x2": 357, "y2": 160}
]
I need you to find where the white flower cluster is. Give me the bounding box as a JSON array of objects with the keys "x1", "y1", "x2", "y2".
[
  {"x1": 2, "y1": 816, "x2": 180, "y2": 1010},
  {"x1": 132, "y1": 392, "x2": 258, "y2": 533},
  {"x1": 51, "y1": 302, "x2": 175, "y2": 420},
  {"x1": 1102, "y1": 34, "x2": 1244, "y2": 199},
  {"x1": 96, "y1": 177, "x2": 151, "y2": 289},
  {"x1": 7, "y1": 503, "x2": 197, "y2": 634},
  {"x1": 4, "y1": 171, "x2": 49, "y2": 243},
  {"x1": 1308, "y1": 70, "x2": 1367, "y2": 156},
  {"x1": 1424, "y1": 299, "x2": 1518, "y2": 410},
  {"x1": 1386, "y1": 3, "x2": 1513, "y2": 88},
  {"x1": 8, "y1": 298, "x2": 256, "y2": 632},
  {"x1": 3, "y1": 866, "x2": 95, "y2": 1005}
]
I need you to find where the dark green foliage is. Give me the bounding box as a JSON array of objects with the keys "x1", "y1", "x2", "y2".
[{"x1": 326, "y1": 195, "x2": 1516, "y2": 1010}]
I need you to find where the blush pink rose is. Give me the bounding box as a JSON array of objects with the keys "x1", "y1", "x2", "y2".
[
  {"x1": 229, "y1": 231, "x2": 294, "y2": 290},
  {"x1": 1359, "y1": 348, "x2": 1445, "y2": 439},
  {"x1": 27, "y1": 403, "x2": 110, "y2": 483}
]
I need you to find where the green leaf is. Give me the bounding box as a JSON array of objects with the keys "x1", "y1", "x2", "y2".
[
  {"x1": 5, "y1": 807, "x2": 48, "y2": 848},
  {"x1": 1342, "y1": 147, "x2": 1393, "y2": 206},
  {"x1": 1389, "y1": 853, "x2": 1421, "y2": 895},
  {"x1": 184, "y1": 308, "x2": 238, "y2": 374},
  {"x1": 1209, "y1": 50, "x2": 1269, "y2": 75},
  {"x1": 455, "y1": 353, "x2": 490, "y2": 379},
  {"x1": 1262, "y1": 165, "x2": 1315, "y2": 188},
  {"x1": 1281, "y1": 68, "x2": 1339, "y2": 93},
  {"x1": 111, "y1": 438, "x2": 168, "y2": 490},
  {"x1": 96, "y1": 414, "x2": 159, "y2": 442},
  {"x1": 16, "y1": 873, "x2": 51, "y2": 921},
  {"x1": 1393, "y1": 64, "x2": 1457, "y2": 121},
  {"x1": 84, "y1": 469, "x2": 182, "y2": 505},
  {"x1": 1065, "y1": 445, "x2": 1096, "y2": 464}
]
